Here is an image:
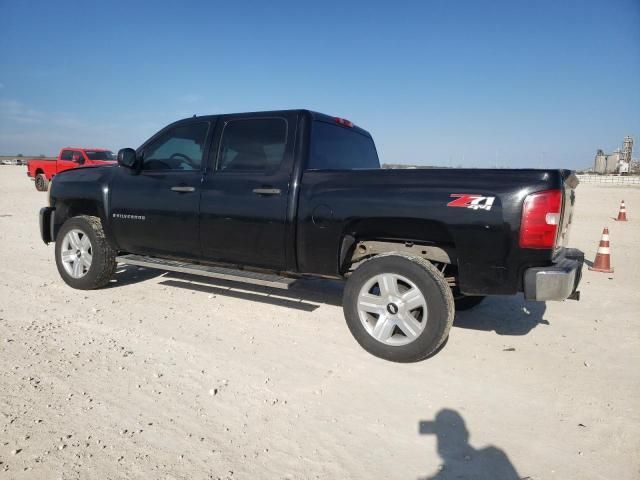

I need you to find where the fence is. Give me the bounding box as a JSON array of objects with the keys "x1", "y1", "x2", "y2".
[{"x1": 576, "y1": 174, "x2": 640, "y2": 186}]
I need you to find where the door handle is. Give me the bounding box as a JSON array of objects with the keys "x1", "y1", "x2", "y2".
[
  {"x1": 252, "y1": 188, "x2": 281, "y2": 196},
  {"x1": 171, "y1": 186, "x2": 195, "y2": 193}
]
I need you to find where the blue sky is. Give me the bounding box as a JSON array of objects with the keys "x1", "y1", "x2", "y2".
[{"x1": 0, "y1": 0, "x2": 638, "y2": 168}]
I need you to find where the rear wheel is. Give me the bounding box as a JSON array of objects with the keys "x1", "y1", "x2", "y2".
[
  {"x1": 55, "y1": 215, "x2": 116, "y2": 289},
  {"x1": 343, "y1": 253, "x2": 454, "y2": 362},
  {"x1": 35, "y1": 174, "x2": 49, "y2": 192}
]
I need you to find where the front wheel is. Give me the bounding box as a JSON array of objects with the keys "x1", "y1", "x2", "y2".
[
  {"x1": 54, "y1": 215, "x2": 117, "y2": 289},
  {"x1": 343, "y1": 253, "x2": 454, "y2": 362}
]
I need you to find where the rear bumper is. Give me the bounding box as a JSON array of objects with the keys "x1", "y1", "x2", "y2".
[
  {"x1": 523, "y1": 248, "x2": 584, "y2": 301},
  {"x1": 39, "y1": 207, "x2": 55, "y2": 244}
]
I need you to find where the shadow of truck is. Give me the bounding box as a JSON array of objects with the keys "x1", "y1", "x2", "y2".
[{"x1": 110, "y1": 267, "x2": 548, "y2": 335}]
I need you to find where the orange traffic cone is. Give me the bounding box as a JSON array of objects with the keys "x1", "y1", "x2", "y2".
[
  {"x1": 615, "y1": 200, "x2": 628, "y2": 221},
  {"x1": 589, "y1": 227, "x2": 613, "y2": 273}
]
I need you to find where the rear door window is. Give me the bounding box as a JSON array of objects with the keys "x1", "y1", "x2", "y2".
[
  {"x1": 308, "y1": 121, "x2": 380, "y2": 170},
  {"x1": 216, "y1": 118, "x2": 287, "y2": 174},
  {"x1": 60, "y1": 150, "x2": 73, "y2": 161}
]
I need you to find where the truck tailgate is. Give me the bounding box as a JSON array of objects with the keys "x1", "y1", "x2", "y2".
[{"x1": 556, "y1": 170, "x2": 578, "y2": 251}]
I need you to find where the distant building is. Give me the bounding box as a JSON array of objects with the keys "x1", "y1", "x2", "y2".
[
  {"x1": 594, "y1": 136, "x2": 633, "y2": 174},
  {"x1": 618, "y1": 160, "x2": 630, "y2": 174}
]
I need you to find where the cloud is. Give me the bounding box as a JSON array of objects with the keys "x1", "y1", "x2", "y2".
[
  {"x1": 0, "y1": 98, "x2": 158, "y2": 155},
  {"x1": 0, "y1": 98, "x2": 209, "y2": 155},
  {"x1": 0, "y1": 99, "x2": 45, "y2": 124}
]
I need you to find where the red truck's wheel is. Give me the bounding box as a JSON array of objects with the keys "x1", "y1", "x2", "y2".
[
  {"x1": 54, "y1": 215, "x2": 117, "y2": 290},
  {"x1": 343, "y1": 253, "x2": 454, "y2": 362},
  {"x1": 35, "y1": 174, "x2": 49, "y2": 192}
]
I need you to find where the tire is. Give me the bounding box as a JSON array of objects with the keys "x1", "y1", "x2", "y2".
[
  {"x1": 35, "y1": 174, "x2": 49, "y2": 192},
  {"x1": 54, "y1": 215, "x2": 117, "y2": 290},
  {"x1": 454, "y1": 294, "x2": 486, "y2": 311},
  {"x1": 343, "y1": 253, "x2": 454, "y2": 362}
]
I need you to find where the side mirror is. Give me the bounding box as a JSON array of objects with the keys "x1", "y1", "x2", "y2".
[{"x1": 117, "y1": 148, "x2": 138, "y2": 169}]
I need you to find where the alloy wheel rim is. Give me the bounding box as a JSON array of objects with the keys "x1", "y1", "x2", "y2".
[
  {"x1": 357, "y1": 273, "x2": 428, "y2": 346},
  {"x1": 60, "y1": 229, "x2": 92, "y2": 279}
]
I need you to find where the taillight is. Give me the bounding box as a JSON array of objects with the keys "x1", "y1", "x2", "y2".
[{"x1": 519, "y1": 189, "x2": 562, "y2": 249}]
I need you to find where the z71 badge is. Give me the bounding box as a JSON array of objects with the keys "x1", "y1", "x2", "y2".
[{"x1": 447, "y1": 194, "x2": 496, "y2": 211}]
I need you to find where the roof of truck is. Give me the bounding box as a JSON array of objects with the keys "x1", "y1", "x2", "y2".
[
  {"x1": 61, "y1": 147, "x2": 112, "y2": 151},
  {"x1": 175, "y1": 109, "x2": 372, "y2": 137}
]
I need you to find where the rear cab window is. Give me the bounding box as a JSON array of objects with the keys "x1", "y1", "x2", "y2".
[
  {"x1": 307, "y1": 121, "x2": 380, "y2": 170},
  {"x1": 85, "y1": 150, "x2": 115, "y2": 161}
]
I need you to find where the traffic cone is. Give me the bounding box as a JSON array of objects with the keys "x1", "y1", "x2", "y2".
[
  {"x1": 589, "y1": 227, "x2": 613, "y2": 273},
  {"x1": 615, "y1": 200, "x2": 628, "y2": 221}
]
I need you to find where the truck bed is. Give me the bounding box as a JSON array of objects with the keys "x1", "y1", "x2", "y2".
[{"x1": 297, "y1": 167, "x2": 575, "y2": 295}]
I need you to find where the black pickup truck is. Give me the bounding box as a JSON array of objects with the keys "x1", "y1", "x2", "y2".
[{"x1": 39, "y1": 109, "x2": 583, "y2": 362}]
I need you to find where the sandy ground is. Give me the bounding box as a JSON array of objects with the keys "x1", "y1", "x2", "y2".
[{"x1": 0, "y1": 166, "x2": 638, "y2": 480}]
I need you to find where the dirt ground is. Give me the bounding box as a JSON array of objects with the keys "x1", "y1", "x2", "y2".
[{"x1": 0, "y1": 166, "x2": 638, "y2": 480}]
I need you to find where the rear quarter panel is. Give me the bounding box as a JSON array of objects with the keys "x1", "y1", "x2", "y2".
[
  {"x1": 297, "y1": 168, "x2": 565, "y2": 295},
  {"x1": 27, "y1": 159, "x2": 57, "y2": 178}
]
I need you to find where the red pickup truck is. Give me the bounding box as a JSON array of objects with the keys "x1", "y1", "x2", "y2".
[{"x1": 27, "y1": 147, "x2": 116, "y2": 191}]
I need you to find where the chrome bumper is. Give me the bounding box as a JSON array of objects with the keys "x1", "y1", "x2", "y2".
[{"x1": 523, "y1": 248, "x2": 584, "y2": 301}]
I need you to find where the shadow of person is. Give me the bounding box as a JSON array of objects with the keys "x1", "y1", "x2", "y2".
[{"x1": 419, "y1": 409, "x2": 520, "y2": 480}]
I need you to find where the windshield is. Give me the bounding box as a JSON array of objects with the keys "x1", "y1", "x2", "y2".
[{"x1": 84, "y1": 150, "x2": 115, "y2": 161}]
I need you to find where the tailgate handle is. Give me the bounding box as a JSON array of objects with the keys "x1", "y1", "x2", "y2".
[
  {"x1": 171, "y1": 186, "x2": 195, "y2": 193},
  {"x1": 253, "y1": 187, "x2": 281, "y2": 196}
]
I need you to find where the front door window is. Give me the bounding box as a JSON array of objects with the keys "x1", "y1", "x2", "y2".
[{"x1": 143, "y1": 123, "x2": 209, "y2": 171}]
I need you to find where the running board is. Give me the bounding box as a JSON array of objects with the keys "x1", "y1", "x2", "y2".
[{"x1": 116, "y1": 254, "x2": 297, "y2": 289}]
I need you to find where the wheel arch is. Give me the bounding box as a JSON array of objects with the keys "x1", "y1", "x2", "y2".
[
  {"x1": 338, "y1": 217, "x2": 457, "y2": 274},
  {"x1": 52, "y1": 199, "x2": 104, "y2": 241}
]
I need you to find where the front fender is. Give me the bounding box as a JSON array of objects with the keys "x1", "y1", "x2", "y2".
[{"x1": 48, "y1": 166, "x2": 117, "y2": 247}]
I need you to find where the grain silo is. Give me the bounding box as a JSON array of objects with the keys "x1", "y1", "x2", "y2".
[
  {"x1": 593, "y1": 137, "x2": 634, "y2": 174},
  {"x1": 606, "y1": 150, "x2": 621, "y2": 173},
  {"x1": 594, "y1": 150, "x2": 607, "y2": 173}
]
